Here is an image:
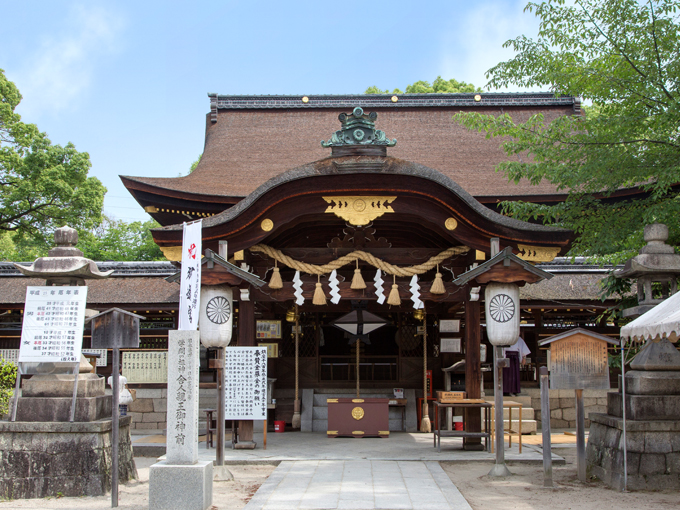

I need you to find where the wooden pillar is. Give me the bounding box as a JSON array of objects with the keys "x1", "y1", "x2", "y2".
[
  {"x1": 464, "y1": 297, "x2": 483, "y2": 450},
  {"x1": 238, "y1": 298, "x2": 255, "y2": 442}
]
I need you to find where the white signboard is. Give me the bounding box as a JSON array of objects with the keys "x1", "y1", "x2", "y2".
[
  {"x1": 439, "y1": 320, "x2": 460, "y2": 333},
  {"x1": 441, "y1": 338, "x2": 462, "y2": 353},
  {"x1": 179, "y1": 219, "x2": 202, "y2": 331},
  {"x1": 224, "y1": 346, "x2": 268, "y2": 420},
  {"x1": 19, "y1": 286, "x2": 88, "y2": 363},
  {"x1": 122, "y1": 351, "x2": 168, "y2": 383}
]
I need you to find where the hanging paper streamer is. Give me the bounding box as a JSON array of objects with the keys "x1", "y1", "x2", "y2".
[
  {"x1": 329, "y1": 269, "x2": 341, "y2": 304},
  {"x1": 293, "y1": 270, "x2": 304, "y2": 306},
  {"x1": 374, "y1": 269, "x2": 385, "y2": 305},
  {"x1": 410, "y1": 274, "x2": 424, "y2": 309}
]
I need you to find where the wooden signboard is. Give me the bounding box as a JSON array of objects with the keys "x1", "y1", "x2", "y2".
[
  {"x1": 539, "y1": 328, "x2": 618, "y2": 390},
  {"x1": 256, "y1": 320, "x2": 281, "y2": 339},
  {"x1": 123, "y1": 351, "x2": 168, "y2": 383}
]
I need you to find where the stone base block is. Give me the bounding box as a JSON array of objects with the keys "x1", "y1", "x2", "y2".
[
  {"x1": 149, "y1": 461, "x2": 213, "y2": 510},
  {"x1": 586, "y1": 413, "x2": 680, "y2": 491},
  {"x1": 626, "y1": 370, "x2": 680, "y2": 395},
  {"x1": 0, "y1": 416, "x2": 136, "y2": 499},
  {"x1": 22, "y1": 373, "x2": 105, "y2": 398},
  {"x1": 608, "y1": 392, "x2": 680, "y2": 420},
  {"x1": 15, "y1": 395, "x2": 112, "y2": 422}
]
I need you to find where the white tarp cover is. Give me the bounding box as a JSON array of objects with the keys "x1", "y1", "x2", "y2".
[{"x1": 620, "y1": 291, "x2": 680, "y2": 343}]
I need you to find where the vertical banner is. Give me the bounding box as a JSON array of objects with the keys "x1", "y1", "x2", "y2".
[{"x1": 179, "y1": 219, "x2": 202, "y2": 331}]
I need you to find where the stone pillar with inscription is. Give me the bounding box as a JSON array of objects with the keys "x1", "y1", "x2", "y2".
[{"x1": 149, "y1": 330, "x2": 213, "y2": 510}]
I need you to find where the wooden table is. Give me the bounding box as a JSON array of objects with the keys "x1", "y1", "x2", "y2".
[
  {"x1": 433, "y1": 401, "x2": 492, "y2": 453},
  {"x1": 202, "y1": 409, "x2": 237, "y2": 449},
  {"x1": 489, "y1": 400, "x2": 523, "y2": 454}
]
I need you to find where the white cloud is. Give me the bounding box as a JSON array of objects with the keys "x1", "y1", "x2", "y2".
[
  {"x1": 13, "y1": 4, "x2": 124, "y2": 116},
  {"x1": 439, "y1": 1, "x2": 542, "y2": 91}
]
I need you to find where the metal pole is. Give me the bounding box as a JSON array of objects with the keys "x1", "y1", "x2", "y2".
[
  {"x1": 111, "y1": 347, "x2": 119, "y2": 508},
  {"x1": 216, "y1": 347, "x2": 225, "y2": 466},
  {"x1": 575, "y1": 388, "x2": 586, "y2": 482},
  {"x1": 621, "y1": 339, "x2": 628, "y2": 491},
  {"x1": 489, "y1": 345, "x2": 511, "y2": 476},
  {"x1": 10, "y1": 365, "x2": 22, "y2": 422},
  {"x1": 70, "y1": 363, "x2": 79, "y2": 422},
  {"x1": 539, "y1": 367, "x2": 552, "y2": 487}
]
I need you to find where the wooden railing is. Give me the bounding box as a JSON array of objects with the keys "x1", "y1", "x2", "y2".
[{"x1": 319, "y1": 356, "x2": 398, "y2": 381}]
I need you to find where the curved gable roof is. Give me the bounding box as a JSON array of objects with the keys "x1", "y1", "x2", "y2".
[{"x1": 151, "y1": 155, "x2": 572, "y2": 255}]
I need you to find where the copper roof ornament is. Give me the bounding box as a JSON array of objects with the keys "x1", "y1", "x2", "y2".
[{"x1": 321, "y1": 107, "x2": 396, "y2": 156}]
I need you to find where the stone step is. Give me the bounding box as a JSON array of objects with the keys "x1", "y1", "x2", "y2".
[
  {"x1": 485, "y1": 395, "x2": 533, "y2": 408},
  {"x1": 312, "y1": 418, "x2": 405, "y2": 433},
  {"x1": 481, "y1": 419, "x2": 537, "y2": 434},
  {"x1": 312, "y1": 406, "x2": 406, "y2": 421}
]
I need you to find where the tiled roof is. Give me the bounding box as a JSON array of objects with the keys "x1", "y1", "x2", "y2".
[
  {"x1": 0, "y1": 261, "x2": 176, "y2": 277},
  {"x1": 209, "y1": 93, "x2": 578, "y2": 110},
  {"x1": 0, "y1": 277, "x2": 179, "y2": 305}
]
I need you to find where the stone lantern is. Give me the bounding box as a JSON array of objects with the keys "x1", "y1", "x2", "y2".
[
  {"x1": 1, "y1": 226, "x2": 137, "y2": 500},
  {"x1": 615, "y1": 223, "x2": 680, "y2": 317}
]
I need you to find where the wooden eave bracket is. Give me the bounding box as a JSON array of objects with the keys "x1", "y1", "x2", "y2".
[
  {"x1": 453, "y1": 246, "x2": 553, "y2": 286},
  {"x1": 165, "y1": 249, "x2": 265, "y2": 287}
]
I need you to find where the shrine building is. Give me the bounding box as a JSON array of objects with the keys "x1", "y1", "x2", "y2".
[
  {"x1": 121, "y1": 93, "x2": 583, "y2": 439},
  {"x1": 0, "y1": 94, "x2": 624, "y2": 438}
]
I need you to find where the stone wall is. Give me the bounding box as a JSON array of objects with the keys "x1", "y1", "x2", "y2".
[
  {"x1": 128, "y1": 388, "x2": 168, "y2": 432},
  {"x1": 0, "y1": 417, "x2": 136, "y2": 499},
  {"x1": 523, "y1": 387, "x2": 610, "y2": 429},
  {"x1": 128, "y1": 388, "x2": 221, "y2": 433}
]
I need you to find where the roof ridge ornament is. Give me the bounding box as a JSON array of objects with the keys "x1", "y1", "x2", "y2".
[{"x1": 321, "y1": 107, "x2": 396, "y2": 149}]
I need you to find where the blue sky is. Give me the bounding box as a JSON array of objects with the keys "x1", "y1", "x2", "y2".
[{"x1": 2, "y1": 0, "x2": 541, "y2": 223}]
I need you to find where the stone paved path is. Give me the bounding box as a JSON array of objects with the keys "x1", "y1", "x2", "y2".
[{"x1": 244, "y1": 460, "x2": 472, "y2": 510}]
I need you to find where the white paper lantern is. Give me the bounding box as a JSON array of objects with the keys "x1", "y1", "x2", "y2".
[
  {"x1": 199, "y1": 285, "x2": 233, "y2": 347},
  {"x1": 485, "y1": 282, "x2": 520, "y2": 346}
]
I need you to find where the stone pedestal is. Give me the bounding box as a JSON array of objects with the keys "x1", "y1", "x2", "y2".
[
  {"x1": 0, "y1": 416, "x2": 136, "y2": 499},
  {"x1": 587, "y1": 355, "x2": 680, "y2": 490},
  {"x1": 587, "y1": 413, "x2": 680, "y2": 490},
  {"x1": 149, "y1": 461, "x2": 213, "y2": 510},
  {"x1": 15, "y1": 372, "x2": 111, "y2": 422}
]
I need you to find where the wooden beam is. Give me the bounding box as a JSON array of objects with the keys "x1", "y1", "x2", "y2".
[
  {"x1": 464, "y1": 298, "x2": 482, "y2": 450},
  {"x1": 250, "y1": 248, "x2": 469, "y2": 266},
  {"x1": 237, "y1": 299, "x2": 255, "y2": 443},
  {"x1": 249, "y1": 282, "x2": 466, "y2": 303}
]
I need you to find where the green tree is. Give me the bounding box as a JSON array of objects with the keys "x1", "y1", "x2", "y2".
[
  {"x1": 0, "y1": 358, "x2": 17, "y2": 417},
  {"x1": 365, "y1": 76, "x2": 481, "y2": 94},
  {"x1": 454, "y1": 0, "x2": 680, "y2": 263},
  {"x1": 0, "y1": 70, "x2": 106, "y2": 247},
  {"x1": 77, "y1": 216, "x2": 165, "y2": 261},
  {"x1": 189, "y1": 153, "x2": 202, "y2": 173}
]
